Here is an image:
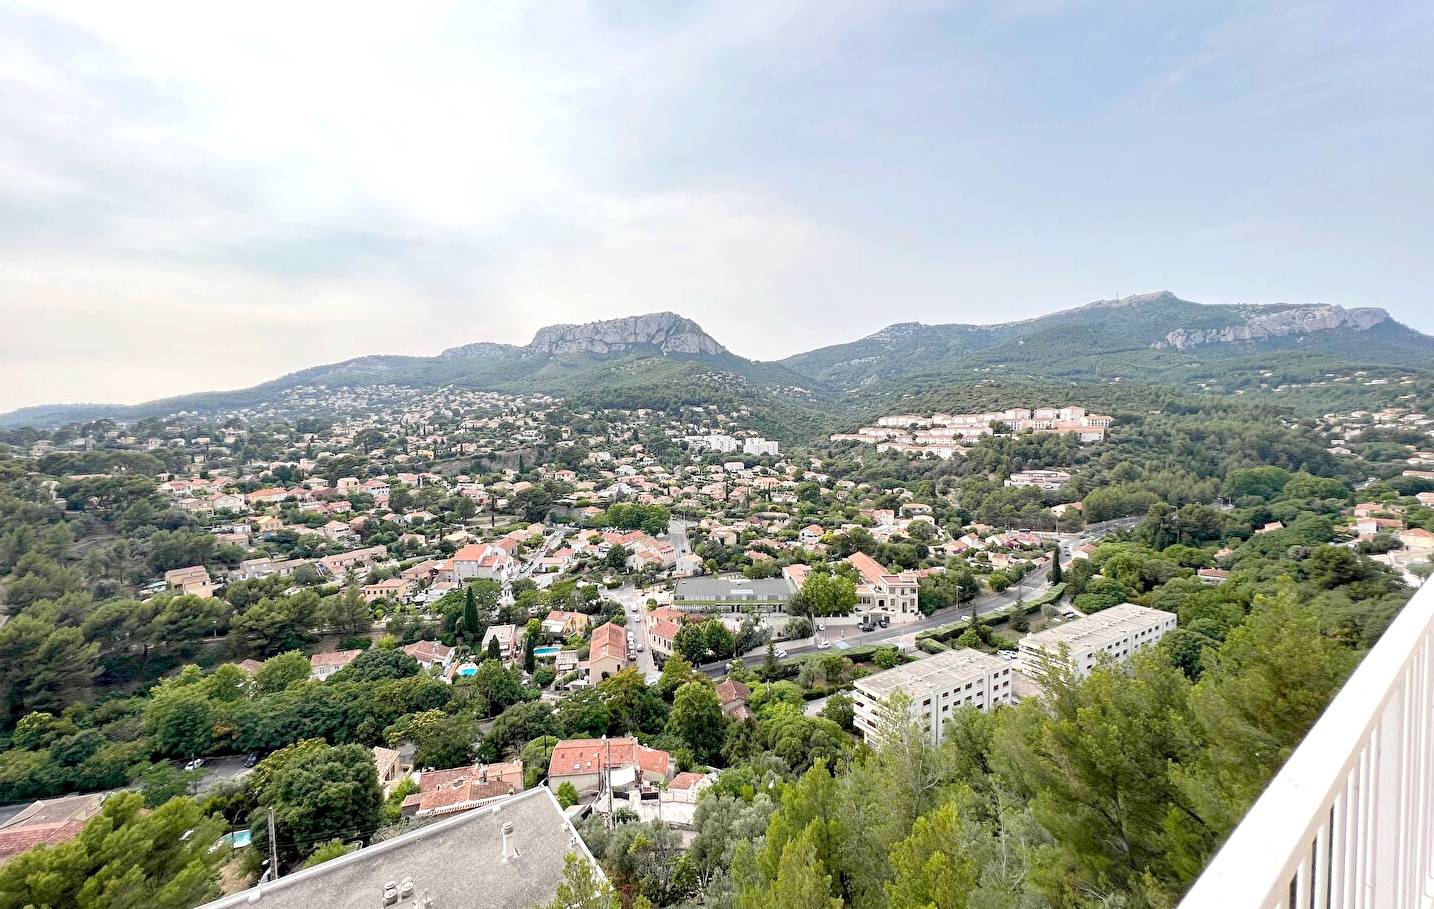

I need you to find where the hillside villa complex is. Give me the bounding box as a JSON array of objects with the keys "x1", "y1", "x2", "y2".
[{"x1": 832, "y1": 406, "x2": 1113, "y2": 458}]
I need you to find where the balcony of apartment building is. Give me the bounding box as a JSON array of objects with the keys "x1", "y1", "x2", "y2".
[{"x1": 1182, "y1": 574, "x2": 1434, "y2": 908}]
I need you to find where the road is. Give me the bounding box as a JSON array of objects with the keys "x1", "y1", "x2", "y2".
[
  {"x1": 610, "y1": 583, "x2": 664, "y2": 676},
  {"x1": 694, "y1": 516, "x2": 1140, "y2": 676},
  {"x1": 668, "y1": 519, "x2": 693, "y2": 558},
  {"x1": 193, "y1": 755, "x2": 253, "y2": 794},
  {"x1": 0, "y1": 755, "x2": 253, "y2": 827}
]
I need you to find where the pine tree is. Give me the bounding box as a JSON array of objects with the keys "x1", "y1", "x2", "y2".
[{"x1": 462, "y1": 585, "x2": 479, "y2": 646}]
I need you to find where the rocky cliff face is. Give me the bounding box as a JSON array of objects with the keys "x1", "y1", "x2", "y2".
[
  {"x1": 526, "y1": 312, "x2": 726, "y2": 357},
  {"x1": 1153, "y1": 304, "x2": 1390, "y2": 350}
]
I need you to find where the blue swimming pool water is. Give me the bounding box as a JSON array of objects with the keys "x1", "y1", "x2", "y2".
[
  {"x1": 457, "y1": 665, "x2": 478, "y2": 677},
  {"x1": 533, "y1": 645, "x2": 561, "y2": 657}
]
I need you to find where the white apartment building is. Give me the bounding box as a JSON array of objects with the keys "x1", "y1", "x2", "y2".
[
  {"x1": 852, "y1": 648, "x2": 1014, "y2": 746},
  {"x1": 742, "y1": 437, "x2": 779, "y2": 457},
  {"x1": 1004, "y1": 469, "x2": 1073, "y2": 490},
  {"x1": 706, "y1": 434, "x2": 739, "y2": 453},
  {"x1": 1018, "y1": 602, "x2": 1177, "y2": 677}
]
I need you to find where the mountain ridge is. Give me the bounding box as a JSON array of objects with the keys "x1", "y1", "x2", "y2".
[{"x1": 4, "y1": 294, "x2": 1430, "y2": 430}]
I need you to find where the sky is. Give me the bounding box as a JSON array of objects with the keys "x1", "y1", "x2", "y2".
[{"x1": 1, "y1": 0, "x2": 1432, "y2": 412}]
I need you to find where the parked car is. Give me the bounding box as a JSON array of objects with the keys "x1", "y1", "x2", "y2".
[
  {"x1": 243, "y1": 752, "x2": 260, "y2": 768},
  {"x1": 184, "y1": 758, "x2": 205, "y2": 771},
  {"x1": 816, "y1": 640, "x2": 832, "y2": 650},
  {"x1": 775, "y1": 649, "x2": 788, "y2": 659}
]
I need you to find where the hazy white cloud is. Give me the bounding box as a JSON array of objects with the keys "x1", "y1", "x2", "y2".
[{"x1": 0, "y1": 0, "x2": 1431, "y2": 411}]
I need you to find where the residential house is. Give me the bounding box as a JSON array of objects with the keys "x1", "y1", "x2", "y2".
[
  {"x1": 164, "y1": 565, "x2": 216, "y2": 598},
  {"x1": 583, "y1": 622, "x2": 629, "y2": 681},
  {"x1": 545, "y1": 738, "x2": 673, "y2": 797},
  {"x1": 401, "y1": 761, "x2": 524, "y2": 819},
  {"x1": 480, "y1": 624, "x2": 522, "y2": 664},
  {"x1": 542, "y1": 611, "x2": 590, "y2": 639},
  {"x1": 715, "y1": 680, "x2": 753, "y2": 721},
  {"x1": 309, "y1": 649, "x2": 362, "y2": 681},
  {"x1": 848, "y1": 552, "x2": 920, "y2": 624},
  {"x1": 360, "y1": 577, "x2": 414, "y2": 603},
  {"x1": 0, "y1": 793, "x2": 106, "y2": 866},
  {"x1": 403, "y1": 640, "x2": 456, "y2": 672},
  {"x1": 372, "y1": 746, "x2": 408, "y2": 793}
]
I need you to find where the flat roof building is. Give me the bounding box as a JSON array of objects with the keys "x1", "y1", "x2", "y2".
[
  {"x1": 194, "y1": 788, "x2": 598, "y2": 909},
  {"x1": 1018, "y1": 602, "x2": 1176, "y2": 677},
  {"x1": 852, "y1": 648, "x2": 1014, "y2": 746},
  {"x1": 671, "y1": 576, "x2": 794, "y2": 611}
]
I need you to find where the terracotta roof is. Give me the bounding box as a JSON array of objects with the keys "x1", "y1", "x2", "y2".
[
  {"x1": 0, "y1": 821, "x2": 86, "y2": 858},
  {"x1": 669, "y1": 772, "x2": 705, "y2": 791},
  {"x1": 715, "y1": 680, "x2": 751, "y2": 706},
  {"x1": 309, "y1": 649, "x2": 362, "y2": 668},
  {"x1": 547, "y1": 738, "x2": 670, "y2": 779},
  {"x1": 403, "y1": 640, "x2": 454, "y2": 664},
  {"x1": 404, "y1": 761, "x2": 524, "y2": 816},
  {"x1": 847, "y1": 551, "x2": 888, "y2": 585},
  {"x1": 588, "y1": 623, "x2": 628, "y2": 663}
]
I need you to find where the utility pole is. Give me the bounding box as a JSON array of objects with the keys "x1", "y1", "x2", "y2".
[
  {"x1": 267, "y1": 807, "x2": 280, "y2": 881},
  {"x1": 603, "y1": 736, "x2": 613, "y2": 829}
]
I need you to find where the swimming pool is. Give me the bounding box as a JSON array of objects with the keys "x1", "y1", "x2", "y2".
[
  {"x1": 533, "y1": 645, "x2": 561, "y2": 658},
  {"x1": 212, "y1": 829, "x2": 252, "y2": 851},
  {"x1": 455, "y1": 664, "x2": 478, "y2": 677}
]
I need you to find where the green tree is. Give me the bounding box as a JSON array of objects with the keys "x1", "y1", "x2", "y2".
[
  {"x1": 144, "y1": 686, "x2": 216, "y2": 758},
  {"x1": 249, "y1": 740, "x2": 382, "y2": 865},
  {"x1": 537, "y1": 853, "x2": 619, "y2": 909},
  {"x1": 462, "y1": 585, "x2": 482, "y2": 646},
  {"x1": 254, "y1": 650, "x2": 311, "y2": 694},
  {"x1": 597, "y1": 668, "x2": 668, "y2": 735},
  {"x1": 667, "y1": 681, "x2": 727, "y2": 765},
  {"x1": 657, "y1": 652, "x2": 699, "y2": 700},
  {"x1": 557, "y1": 781, "x2": 579, "y2": 808},
  {"x1": 300, "y1": 839, "x2": 356, "y2": 869},
  {"x1": 524, "y1": 618, "x2": 542, "y2": 673},
  {"x1": 885, "y1": 801, "x2": 977, "y2": 909},
  {"x1": 138, "y1": 761, "x2": 203, "y2": 808},
  {"x1": 737, "y1": 824, "x2": 843, "y2": 909},
  {"x1": 0, "y1": 792, "x2": 223, "y2": 909},
  {"x1": 800, "y1": 570, "x2": 858, "y2": 617},
  {"x1": 334, "y1": 647, "x2": 420, "y2": 683}
]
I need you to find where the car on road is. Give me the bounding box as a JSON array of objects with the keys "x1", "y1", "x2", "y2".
[
  {"x1": 816, "y1": 640, "x2": 832, "y2": 650},
  {"x1": 244, "y1": 752, "x2": 260, "y2": 768},
  {"x1": 775, "y1": 649, "x2": 788, "y2": 659},
  {"x1": 184, "y1": 758, "x2": 205, "y2": 771}
]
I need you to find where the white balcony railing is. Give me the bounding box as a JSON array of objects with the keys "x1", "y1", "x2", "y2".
[{"x1": 1181, "y1": 575, "x2": 1434, "y2": 908}]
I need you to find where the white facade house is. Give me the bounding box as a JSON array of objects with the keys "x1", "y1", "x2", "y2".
[
  {"x1": 852, "y1": 648, "x2": 1014, "y2": 746},
  {"x1": 1018, "y1": 602, "x2": 1176, "y2": 677}
]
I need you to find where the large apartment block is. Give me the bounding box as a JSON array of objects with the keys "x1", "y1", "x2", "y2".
[
  {"x1": 1018, "y1": 602, "x2": 1177, "y2": 677},
  {"x1": 852, "y1": 648, "x2": 1014, "y2": 746}
]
